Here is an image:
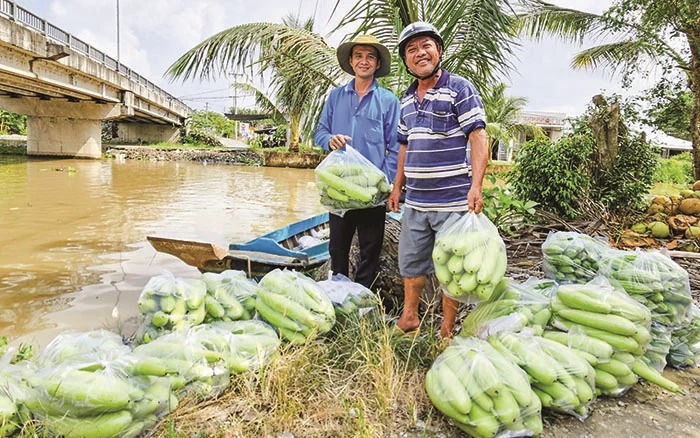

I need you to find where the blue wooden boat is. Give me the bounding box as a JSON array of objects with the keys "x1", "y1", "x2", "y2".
[{"x1": 147, "y1": 212, "x2": 330, "y2": 277}]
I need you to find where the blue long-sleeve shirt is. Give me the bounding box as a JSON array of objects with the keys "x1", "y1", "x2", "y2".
[{"x1": 314, "y1": 79, "x2": 400, "y2": 182}]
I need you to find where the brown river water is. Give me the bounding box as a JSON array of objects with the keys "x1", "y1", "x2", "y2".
[{"x1": 0, "y1": 155, "x2": 324, "y2": 349}]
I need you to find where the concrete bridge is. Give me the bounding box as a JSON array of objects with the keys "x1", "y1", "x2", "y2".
[{"x1": 0, "y1": 0, "x2": 191, "y2": 158}]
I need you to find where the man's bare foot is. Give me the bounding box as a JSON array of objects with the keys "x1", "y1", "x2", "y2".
[
  {"x1": 440, "y1": 323, "x2": 454, "y2": 340},
  {"x1": 396, "y1": 313, "x2": 420, "y2": 334}
]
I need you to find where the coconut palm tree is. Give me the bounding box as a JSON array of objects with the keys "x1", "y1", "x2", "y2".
[
  {"x1": 481, "y1": 82, "x2": 544, "y2": 160},
  {"x1": 333, "y1": 0, "x2": 521, "y2": 94},
  {"x1": 166, "y1": 15, "x2": 342, "y2": 150},
  {"x1": 167, "y1": 1, "x2": 549, "y2": 149},
  {"x1": 515, "y1": 0, "x2": 700, "y2": 179}
]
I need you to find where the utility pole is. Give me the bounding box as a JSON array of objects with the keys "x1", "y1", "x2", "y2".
[
  {"x1": 116, "y1": 0, "x2": 120, "y2": 63},
  {"x1": 230, "y1": 72, "x2": 244, "y2": 139}
]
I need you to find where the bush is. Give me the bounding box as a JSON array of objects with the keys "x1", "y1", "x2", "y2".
[
  {"x1": 183, "y1": 110, "x2": 236, "y2": 146},
  {"x1": 654, "y1": 152, "x2": 694, "y2": 185},
  {"x1": 508, "y1": 135, "x2": 593, "y2": 218},
  {"x1": 0, "y1": 110, "x2": 26, "y2": 135},
  {"x1": 482, "y1": 175, "x2": 539, "y2": 235},
  {"x1": 508, "y1": 97, "x2": 658, "y2": 219},
  {"x1": 590, "y1": 132, "x2": 657, "y2": 210}
]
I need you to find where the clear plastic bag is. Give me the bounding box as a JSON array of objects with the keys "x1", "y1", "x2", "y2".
[
  {"x1": 425, "y1": 336, "x2": 543, "y2": 437},
  {"x1": 136, "y1": 271, "x2": 208, "y2": 343},
  {"x1": 256, "y1": 269, "x2": 336, "y2": 343},
  {"x1": 548, "y1": 277, "x2": 654, "y2": 397},
  {"x1": 461, "y1": 279, "x2": 551, "y2": 338},
  {"x1": 130, "y1": 328, "x2": 230, "y2": 399},
  {"x1": 487, "y1": 329, "x2": 596, "y2": 420},
  {"x1": 314, "y1": 145, "x2": 391, "y2": 216},
  {"x1": 432, "y1": 212, "x2": 507, "y2": 304},
  {"x1": 542, "y1": 326, "x2": 640, "y2": 398},
  {"x1": 317, "y1": 273, "x2": 377, "y2": 318},
  {"x1": 201, "y1": 270, "x2": 258, "y2": 321},
  {"x1": 668, "y1": 304, "x2": 700, "y2": 368},
  {"x1": 599, "y1": 248, "x2": 693, "y2": 327},
  {"x1": 541, "y1": 231, "x2": 611, "y2": 284}
]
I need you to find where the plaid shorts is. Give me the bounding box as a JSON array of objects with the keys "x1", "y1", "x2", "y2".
[{"x1": 398, "y1": 208, "x2": 464, "y2": 277}]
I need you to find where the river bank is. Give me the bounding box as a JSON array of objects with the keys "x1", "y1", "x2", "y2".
[{"x1": 0, "y1": 139, "x2": 327, "y2": 169}]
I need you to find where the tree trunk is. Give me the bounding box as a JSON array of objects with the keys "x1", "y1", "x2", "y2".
[
  {"x1": 587, "y1": 94, "x2": 622, "y2": 170},
  {"x1": 314, "y1": 215, "x2": 439, "y2": 315},
  {"x1": 289, "y1": 115, "x2": 300, "y2": 152},
  {"x1": 687, "y1": 28, "x2": 700, "y2": 180}
]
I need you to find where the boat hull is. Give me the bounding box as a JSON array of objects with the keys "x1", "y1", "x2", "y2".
[{"x1": 147, "y1": 213, "x2": 330, "y2": 277}]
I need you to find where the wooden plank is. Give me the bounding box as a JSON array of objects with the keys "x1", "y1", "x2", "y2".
[
  {"x1": 668, "y1": 250, "x2": 700, "y2": 259},
  {"x1": 147, "y1": 236, "x2": 228, "y2": 269}
]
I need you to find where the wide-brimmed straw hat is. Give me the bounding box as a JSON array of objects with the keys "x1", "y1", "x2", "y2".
[{"x1": 336, "y1": 34, "x2": 391, "y2": 78}]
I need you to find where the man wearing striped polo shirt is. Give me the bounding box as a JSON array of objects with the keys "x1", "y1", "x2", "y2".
[{"x1": 388, "y1": 22, "x2": 489, "y2": 339}]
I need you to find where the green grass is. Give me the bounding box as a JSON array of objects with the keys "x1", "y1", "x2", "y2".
[
  {"x1": 650, "y1": 182, "x2": 689, "y2": 197},
  {"x1": 145, "y1": 304, "x2": 453, "y2": 438}
]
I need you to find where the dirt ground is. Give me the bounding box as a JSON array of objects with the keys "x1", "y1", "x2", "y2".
[{"x1": 540, "y1": 365, "x2": 700, "y2": 438}]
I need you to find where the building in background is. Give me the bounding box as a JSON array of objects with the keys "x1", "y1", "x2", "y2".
[{"x1": 492, "y1": 110, "x2": 567, "y2": 162}]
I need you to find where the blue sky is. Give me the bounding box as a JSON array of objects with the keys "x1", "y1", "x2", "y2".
[{"x1": 15, "y1": 0, "x2": 634, "y2": 117}]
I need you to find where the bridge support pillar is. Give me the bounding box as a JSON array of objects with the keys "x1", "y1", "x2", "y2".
[
  {"x1": 27, "y1": 116, "x2": 102, "y2": 158},
  {"x1": 0, "y1": 98, "x2": 122, "y2": 159},
  {"x1": 116, "y1": 123, "x2": 181, "y2": 144}
]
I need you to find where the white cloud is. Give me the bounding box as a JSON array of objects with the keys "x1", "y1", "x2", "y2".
[{"x1": 14, "y1": 0, "x2": 642, "y2": 116}]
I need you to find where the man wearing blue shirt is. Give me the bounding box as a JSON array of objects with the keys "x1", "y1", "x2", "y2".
[
  {"x1": 314, "y1": 34, "x2": 400, "y2": 289},
  {"x1": 388, "y1": 22, "x2": 489, "y2": 339}
]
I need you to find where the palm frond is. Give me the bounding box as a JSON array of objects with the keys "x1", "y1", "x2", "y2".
[
  {"x1": 571, "y1": 39, "x2": 662, "y2": 73},
  {"x1": 165, "y1": 23, "x2": 332, "y2": 83},
  {"x1": 444, "y1": 0, "x2": 518, "y2": 88},
  {"x1": 514, "y1": 0, "x2": 608, "y2": 44}
]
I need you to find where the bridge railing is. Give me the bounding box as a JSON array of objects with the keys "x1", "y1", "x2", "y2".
[{"x1": 0, "y1": 0, "x2": 190, "y2": 115}]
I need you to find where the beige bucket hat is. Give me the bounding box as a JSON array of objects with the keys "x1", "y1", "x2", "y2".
[{"x1": 336, "y1": 34, "x2": 391, "y2": 78}]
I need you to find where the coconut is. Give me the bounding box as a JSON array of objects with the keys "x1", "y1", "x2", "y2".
[
  {"x1": 652, "y1": 195, "x2": 672, "y2": 206},
  {"x1": 647, "y1": 203, "x2": 666, "y2": 215},
  {"x1": 669, "y1": 195, "x2": 683, "y2": 215},
  {"x1": 693, "y1": 180, "x2": 700, "y2": 191},
  {"x1": 667, "y1": 215, "x2": 698, "y2": 234},
  {"x1": 685, "y1": 226, "x2": 700, "y2": 239},
  {"x1": 678, "y1": 198, "x2": 700, "y2": 216},
  {"x1": 630, "y1": 222, "x2": 648, "y2": 234},
  {"x1": 648, "y1": 221, "x2": 671, "y2": 238},
  {"x1": 679, "y1": 189, "x2": 695, "y2": 199},
  {"x1": 651, "y1": 195, "x2": 673, "y2": 214},
  {"x1": 646, "y1": 212, "x2": 668, "y2": 223}
]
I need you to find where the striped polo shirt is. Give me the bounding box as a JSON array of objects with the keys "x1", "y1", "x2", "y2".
[{"x1": 397, "y1": 69, "x2": 486, "y2": 212}]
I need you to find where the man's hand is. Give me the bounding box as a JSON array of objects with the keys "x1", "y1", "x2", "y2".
[
  {"x1": 388, "y1": 186, "x2": 402, "y2": 212},
  {"x1": 329, "y1": 134, "x2": 351, "y2": 150},
  {"x1": 467, "y1": 186, "x2": 484, "y2": 214}
]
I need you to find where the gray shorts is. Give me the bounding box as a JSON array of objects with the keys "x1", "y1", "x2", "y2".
[{"x1": 398, "y1": 208, "x2": 464, "y2": 277}]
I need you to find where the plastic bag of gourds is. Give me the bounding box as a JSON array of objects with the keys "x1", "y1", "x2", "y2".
[
  {"x1": 254, "y1": 269, "x2": 336, "y2": 344},
  {"x1": 541, "y1": 231, "x2": 611, "y2": 284},
  {"x1": 432, "y1": 212, "x2": 507, "y2": 304},
  {"x1": 135, "y1": 271, "x2": 208, "y2": 343},
  {"x1": 425, "y1": 336, "x2": 543, "y2": 437},
  {"x1": 314, "y1": 145, "x2": 391, "y2": 215},
  {"x1": 316, "y1": 273, "x2": 378, "y2": 319},
  {"x1": 460, "y1": 278, "x2": 552, "y2": 338}
]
